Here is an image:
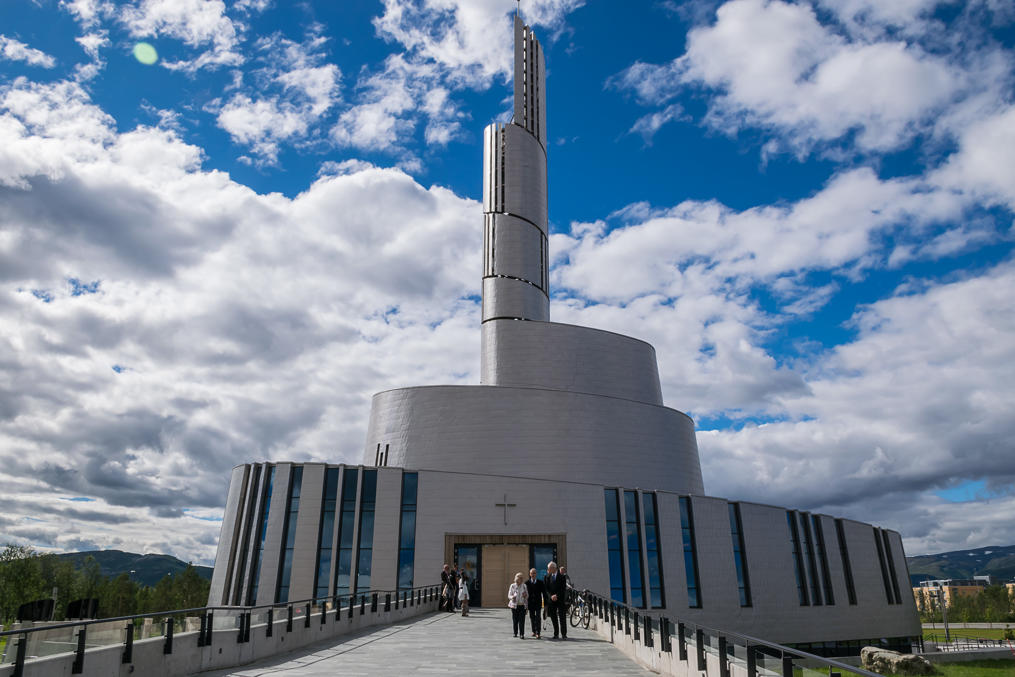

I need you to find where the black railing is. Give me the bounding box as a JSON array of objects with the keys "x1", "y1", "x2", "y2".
[
  {"x1": 583, "y1": 590, "x2": 883, "y2": 677},
  {"x1": 0, "y1": 585, "x2": 439, "y2": 677}
]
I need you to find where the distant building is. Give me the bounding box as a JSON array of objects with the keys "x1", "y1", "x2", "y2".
[
  {"x1": 913, "y1": 577, "x2": 991, "y2": 608},
  {"x1": 208, "y1": 15, "x2": 921, "y2": 657}
]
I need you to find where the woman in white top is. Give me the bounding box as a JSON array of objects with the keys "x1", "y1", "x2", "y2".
[
  {"x1": 508, "y1": 572, "x2": 528, "y2": 638},
  {"x1": 459, "y1": 570, "x2": 471, "y2": 616}
]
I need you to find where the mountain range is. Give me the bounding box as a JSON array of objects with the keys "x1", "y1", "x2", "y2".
[
  {"x1": 56, "y1": 550, "x2": 213, "y2": 588},
  {"x1": 906, "y1": 544, "x2": 1015, "y2": 586}
]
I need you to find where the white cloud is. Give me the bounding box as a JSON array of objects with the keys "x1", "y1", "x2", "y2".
[
  {"x1": 0, "y1": 36, "x2": 57, "y2": 68},
  {"x1": 373, "y1": 0, "x2": 584, "y2": 88},
  {"x1": 609, "y1": 0, "x2": 998, "y2": 156},
  {"x1": 0, "y1": 76, "x2": 481, "y2": 562},
  {"x1": 214, "y1": 29, "x2": 341, "y2": 163},
  {"x1": 119, "y1": 0, "x2": 244, "y2": 71}
]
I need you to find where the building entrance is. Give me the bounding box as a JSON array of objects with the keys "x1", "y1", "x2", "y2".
[{"x1": 480, "y1": 544, "x2": 528, "y2": 609}]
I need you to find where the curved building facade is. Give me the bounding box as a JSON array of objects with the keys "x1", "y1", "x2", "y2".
[{"x1": 210, "y1": 15, "x2": 920, "y2": 655}]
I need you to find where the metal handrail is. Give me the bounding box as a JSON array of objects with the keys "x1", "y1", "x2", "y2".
[
  {"x1": 584, "y1": 590, "x2": 884, "y2": 677},
  {"x1": 0, "y1": 584, "x2": 437, "y2": 639}
]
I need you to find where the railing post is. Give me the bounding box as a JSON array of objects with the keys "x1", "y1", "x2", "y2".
[
  {"x1": 123, "y1": 621, "x2": 135, "y2": 663},
  {"x1": 633, "y1": 612, "x2": 640, "y2": 640},
  {"x1": 304, "y1": 602, "x2": 311, "y2": 628},
  {"x1": 696, "y1": 628, "x2": 706, "y2": 671},
  {"x1": 660, "y1": 617, "x2": 671, "y2": 652},
  {"x1": 287, "y1": 604, "x2": 294, "y2": 632},
  {"x1": 372, "y1": 593, "x2": 378, "y2": 612},
  {"x1": 206, "y1": 611, "x2": 214, "y2": 647},
  {"x1": 321, "y1": 601, "x2": 327, "y2": 626},
  {"x1": 360, "y1": 595, "x2": 366, "y2": 615},
  {"x1": 72, "y1": 625, "x2": 86, "y2": 674},
  {"x1": 198, "y1": 613, "x2": 207, "y2": 646},
  {"x1": 719, "y1": 635, "x2": 729, "y2": 677},
  {"x1": 164, "y1": 617, "x2": 174, "y2": 654},
  {"x1": 644, "y1": 615, "x2": 653, "y2": 647},
  {"x1": 13, "y1": 633, "x2": 27, "y2": 677},
  {"x1": 747, "y1": 645, "x2": 757, "y2": 677},
  {"x1": 244, "y1": 612, "x2": 251, "y2": 643},
  {"x1": 677, "y1": 621, "x2": 687, "y2": 661},
  {"x1": 782, "y1": 653, "x2": 794, "y2": 677},
  {"x1": 385, "y1": 593, "x2": 391, "y2": 612},
  {"x1": 348, "y1": 595, "x2": 354, "y2": 619},
  {"x1": 267, "y1": 608, "x2": 274, "y2": 636},
  {"x1": 625, "y1": 608, "x2": 631, "y2": 635}
]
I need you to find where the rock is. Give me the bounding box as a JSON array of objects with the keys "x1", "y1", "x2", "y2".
[{"x1": 860, "y1": 646, "x2": 936, "y2": 675}]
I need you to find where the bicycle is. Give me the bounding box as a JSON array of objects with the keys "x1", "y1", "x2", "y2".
[{"x1": 569, "y1": 588, "x2": 591, "y2": 629}]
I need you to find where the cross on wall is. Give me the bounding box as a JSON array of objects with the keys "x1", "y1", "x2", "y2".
[{"x1": 495, "y1": 494, "x2": 517, "y2": 525}]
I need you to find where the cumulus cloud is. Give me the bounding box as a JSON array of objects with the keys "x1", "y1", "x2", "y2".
[
  {"x1": 0, "y1": 36, "x2": 57, "y2": 68},
  {"x1": 213, "y1": 28, "x2": 341, "y2": 164},
  {"x1": 119, "y1": 0, "x2": 244, "y2": 71},
  {"x1": 0, "y1": 76, "x2": 479, "y2": 562},
  {"x1": 609, "y1": 0, "x2": 1007, "y2": 157}
]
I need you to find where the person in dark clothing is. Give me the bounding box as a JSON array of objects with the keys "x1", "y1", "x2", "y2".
[
  {"x1": 450, "y1": 565, "x2": 460, "y2": 609},
  {"x1": 440, "y1": 564, "x2": 455, "y2": 612},
  {"x1": 543, "y1": 561, "x2": 568, "y2": 639},
  {"x1": 524, "y1": 568, "x2": 545, "y2": 638}
]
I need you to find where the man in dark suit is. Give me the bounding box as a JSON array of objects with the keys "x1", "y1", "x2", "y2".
[
  {"x1": 524, "y1": 568, "x2": 545, "y2": 638},
  {"x1": 440, "y1": 564, "x2": 454, "y2": 612},
  {"x1": 543, "y1": 561, "x2": 568, "y2": 639}
]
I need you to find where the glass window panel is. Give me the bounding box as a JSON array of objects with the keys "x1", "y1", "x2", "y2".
[
  {"x1": 399, "y1": 511, "x2": 416, "y2": 550},
  {"x1": 358, "y1": 511, "x2": 375, "y2": 549},
  {"x1": 608, "y1": 550, "x2": 624, "y2": 590}
]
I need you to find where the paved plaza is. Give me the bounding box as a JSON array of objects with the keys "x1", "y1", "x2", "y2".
[{"x1": 196, "y1": 608, "x2": 650, "y2": 676}]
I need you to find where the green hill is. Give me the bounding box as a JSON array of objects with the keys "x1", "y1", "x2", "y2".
[
  {"x1": 906, "y1": 545, "x2": 1015, "y2": 586},
  {"x1": 56, "y1": 550, "x2": 213, "y2": 587}
]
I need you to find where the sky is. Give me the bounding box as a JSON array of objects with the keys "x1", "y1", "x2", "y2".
[{"x1": 0, "y1": 0, "x2": 1013, "y2": 566}]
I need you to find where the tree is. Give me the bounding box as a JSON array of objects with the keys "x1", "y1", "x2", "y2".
[{"x1": 0, "y1": 544, "x2": 46, "y2": 623}]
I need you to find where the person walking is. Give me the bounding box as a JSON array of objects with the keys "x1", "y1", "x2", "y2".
[
  {"x1": 508, "y1": 572, "x2": 528, "y2": 638},
  {"x1": 524, "y1": 568, "x2": 545, "y2": 638},
  {"x1": 459, "y1": 570, "x2": 471, "y2": 616},
  {"x1": 441, "y1": 564, "x2": 455, "y2": 613},
  {"x1": 450, "y1": 565, "x2": 460, "y2": 610},
  {"x1": 544, "y1": 561, "x2": 568, "y2": 639}
]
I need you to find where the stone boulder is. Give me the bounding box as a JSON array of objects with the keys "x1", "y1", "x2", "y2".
[{"x1": 860, "y1": 647, "x2": 936, "y2": 676}]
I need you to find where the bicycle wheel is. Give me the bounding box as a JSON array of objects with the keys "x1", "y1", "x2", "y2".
[
  {"x1": 581, "y1": 603, "x2": 591, "y2": 629},
  {"x1": 569, "y1": 603, "x2": 583, "y2": 627}
]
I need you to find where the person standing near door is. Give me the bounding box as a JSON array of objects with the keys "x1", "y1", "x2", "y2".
[
  {"x1": 544, "y1": 561, "x2": 568, "y2": 639},
  {"x1": 508, "y1": 572, "x2": 527, "y2": 638},
  {"x1": 459, "y1": 570, "x2": 471, "y2": 616},
  {"x1": 524, "y1": 568, "x2": 544, "y2": 638},
  {"x1": 441, "y1": 564, "x2": 455, "y2": 613}
]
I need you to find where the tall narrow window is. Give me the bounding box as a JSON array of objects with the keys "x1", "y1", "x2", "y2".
[
  {"x1": 397, "y1": 472, "x2": 418, "y2": 591},
  {"x1": 811, "y1": 515, "x2": 834, "y2": 605},
  {"x1": 643, "y1": 493, "x2": 665, "y2": 608},
  {"x1": 355, "y1": 469, "x2": 377, "y2": 593},
  {"x1": 873, "y1": 527, "x2": 895, "y2": 604},
  {"x1": 275, "y1": 467, "x2": 303, "y2": 603},
  {"x1": 834, "y1": 519, "x2": 857, "y2": 605},
  {"x1": 334, "y1": 469, "x2": 358, "y2": 597},
  {"x1": 603, "y1": 489, "x2": 626, "y2": 603},
  {"x1": 729, "y1": 503, "x2": 751, "y2": 607},
  {"x1": 248, "y1": 466, "x2": 275, "y2": 605},
  {"x1": 881, "y1": 530, "x2": 902, "y2": 605},
  {"x1": 314, "y1": 467, "x2": 340, "y2": 599},
  {"x1": 799, "y1": 513, "x2": 823, "y2": 606},
  {"x1": 232, "y1": 464, "x2": 261, "y2": 605},
  {"x1": 787, "y1": 511, "x2": 809, "y2": 606},
  {"x1": 679, "y1": 497, "x2": 702, "y2": 608},
  {"x1": 624, "y1": 491, "x2": 645, "y2": 608}
]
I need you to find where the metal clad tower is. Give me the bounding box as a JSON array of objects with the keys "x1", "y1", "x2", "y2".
[{"x1": 481, "y1": 15, "x2": 549, "y2": 327}]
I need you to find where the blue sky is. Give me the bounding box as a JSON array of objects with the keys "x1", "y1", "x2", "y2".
[{"x1": 1, "y1": 0, "x2": 1013, "y2": 564}]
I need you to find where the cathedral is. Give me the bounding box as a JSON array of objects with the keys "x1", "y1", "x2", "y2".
[{"x1": 209, "y1": 16, "x2": 920, "y2": 656}]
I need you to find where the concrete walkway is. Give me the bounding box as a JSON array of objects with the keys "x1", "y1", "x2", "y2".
[{"x1": 196, "y1": 608, "x2": 650, "y2": 676}]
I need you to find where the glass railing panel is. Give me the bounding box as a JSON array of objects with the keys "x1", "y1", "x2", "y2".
[
  {"x1": 249, "y1": 609, "x2": 270, "y2": 629},
  {"x1": 212, "y1": 610, "x2": 243, "y2": 633},
  {"x1": 20, "y1": 624, "x2": 78, "y2": 659},
  {"x1": 1, "y1": 635, "x2": 18, "y2": 664}
]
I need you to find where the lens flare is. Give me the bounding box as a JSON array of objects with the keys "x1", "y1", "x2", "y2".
[{"x1": 133, "y1": 42, "x2": 158, "y2": 65}]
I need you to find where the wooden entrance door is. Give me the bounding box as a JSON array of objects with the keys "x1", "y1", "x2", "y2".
[{"x1": 480, "y1": 545, "x2": 528, "y2": 608}]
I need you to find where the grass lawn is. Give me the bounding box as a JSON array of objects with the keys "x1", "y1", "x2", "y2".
[
  {"x1": 888, "y1": 659, "x2": 1015, "y2": 677},
  {"x1": 922, "y1": 627, "x2": 1012, "y2": 641}
]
